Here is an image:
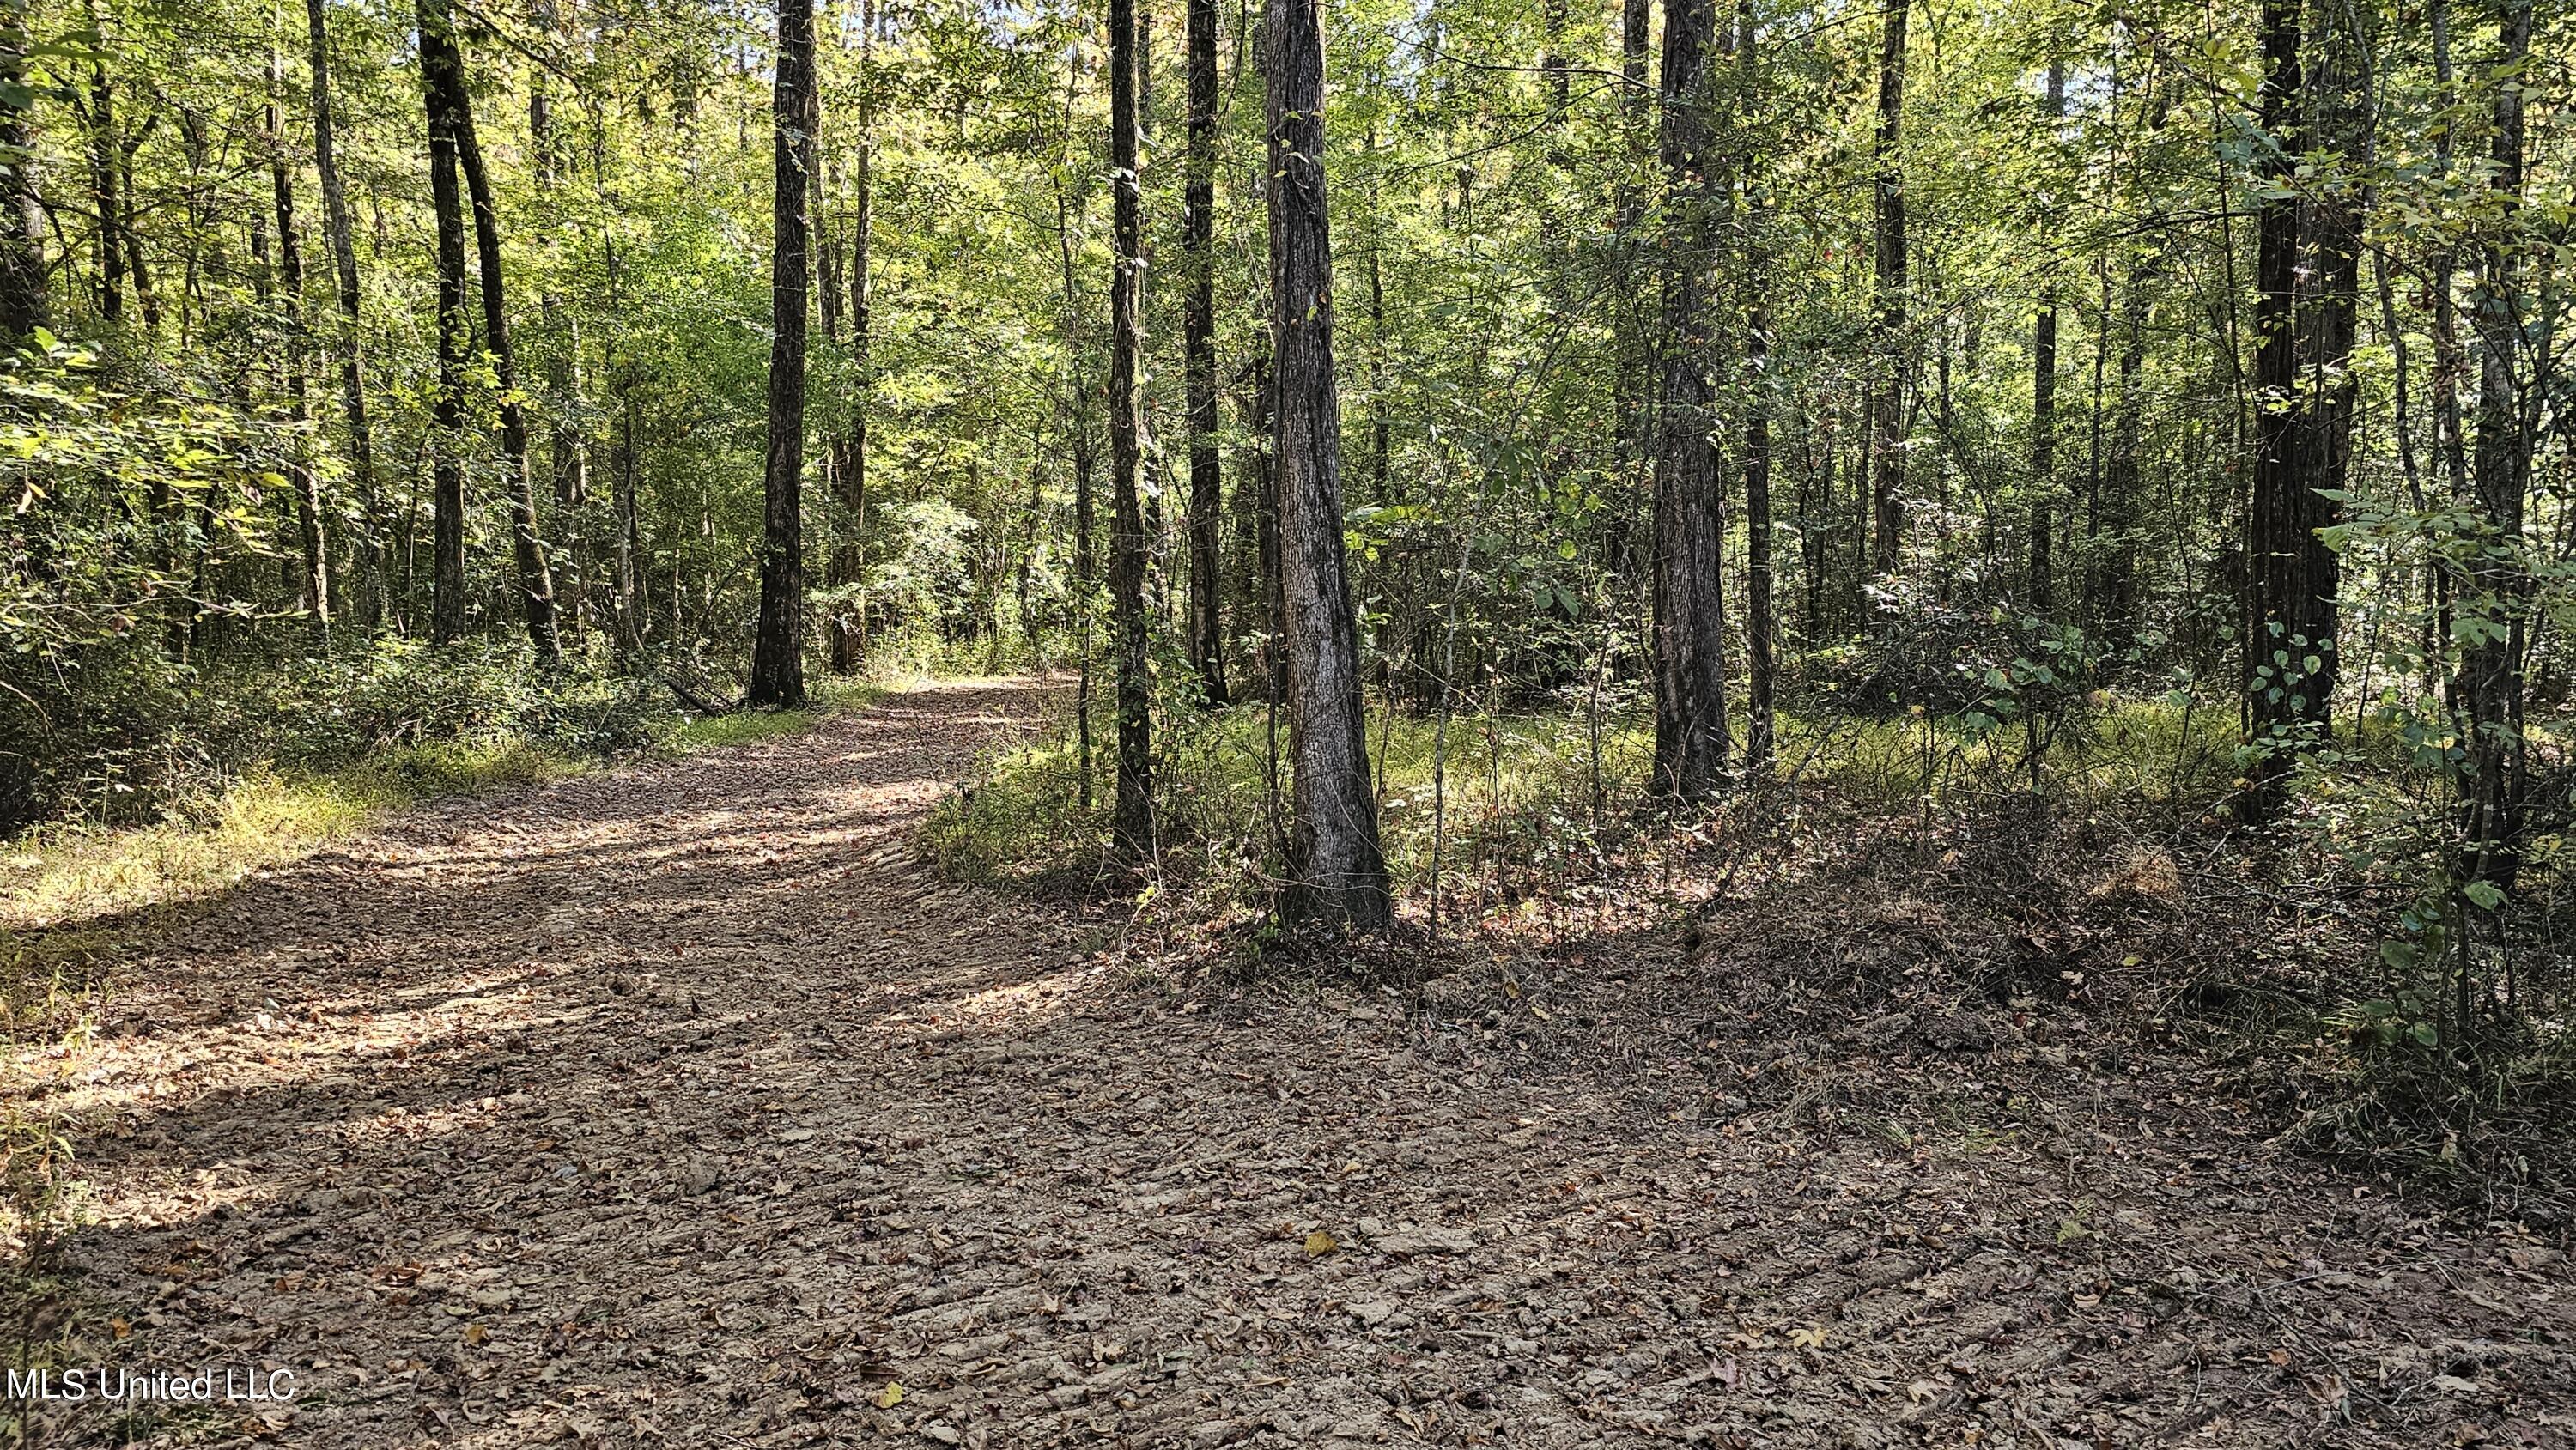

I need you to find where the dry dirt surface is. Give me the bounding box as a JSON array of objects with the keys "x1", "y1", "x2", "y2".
[{"x1": 24, "y1": 679, "x2": 2576, "y2": 1448}]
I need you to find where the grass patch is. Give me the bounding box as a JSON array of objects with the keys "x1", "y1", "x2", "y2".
[
  {"x1": 660, "y1": 681, "x2": 888, "y2": 753},
  {"x1": 922, "y1": 688, "x2": 2249, "y2": 906},
  {"x1": 0, "y1": 675, "x2": 890, "y2": 941}
]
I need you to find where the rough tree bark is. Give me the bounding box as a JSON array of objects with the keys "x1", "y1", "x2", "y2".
[
  {"x1": 1109, "y1": 0, "x2": 1154, "y2": 855},
  {"x1": 2456, "y1": 0, "x2": 2533, "y2": 893},
  {"x1": 1269, "y1": 0, "x2": 1390, "y2": 926},
  {"x1": 748, "y1": 0, "x2": 815, "y2": 707},
  {"x1": 2243, "y1": 0, "x2": 2345, "y2": 805},
  {"x1": 1182, "y1": 0, "x2": 1225, "y2": 706},
  {"x1": 1648, "y1": 0, "x2": 1731, "y2": 804}
]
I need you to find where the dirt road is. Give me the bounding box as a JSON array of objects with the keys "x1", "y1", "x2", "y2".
[{"x1": 29, "y1": 681, "x2": 2573, "y2": 1447}]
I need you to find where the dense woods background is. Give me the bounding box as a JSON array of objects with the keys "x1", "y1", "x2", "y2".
[{"x1": 1, "y1": 0, "x2": 2571, "y2": 1178}]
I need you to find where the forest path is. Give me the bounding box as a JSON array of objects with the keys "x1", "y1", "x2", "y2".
[{"x1": 33, "y1": 679, "x2": 2573, "y2": 1449}]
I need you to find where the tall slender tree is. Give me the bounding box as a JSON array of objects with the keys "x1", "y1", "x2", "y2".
[
  {"x1": 2244, "y1": 0, "x2": 2345, "y2": 801},
  {"x1": 1739, "y1": 0, "x2": 1774, "y2": 775},
  {"x1": 828, "y1": 0, "x2": 878, "y2": 673},
  {"x1": 82, "y1": 39, "x2": 122, "y2": 327},
  {"x1": 427, "y1": 6, "x2": 562, "y2": 665},
  {"x1": 1182, "y1": 0, "x2": 1224, "y2": 706},
  {"x1": 1867, "y1": 0, "x2": 1909, "y2": 579},
  {"x1": 748, "y1": 0, "x2": 815, "y2": 707},
  {"x1": 417, "y1": 0, "x2": 471, "y2": 645},
  {"x1": 1648, "y1": 0, "x2": 1730, "y2": 803},
  {"x1": 2456, "y1": 0, "x2": 2535, "y2": 893},
  {"x1": 531, "y1": 5, "x2": 586, "y2": 639},
  {"x1": 1269, "y1": 0, "x2": 1388, "y2": 925},
  {"x1": 2028, "y1": 51, "x2": 2063, "y2": 610},
  {"x1": 304, "y1": 0, "x2": 382, "y2": 631},
  {"x1": 265, "y1": 33, "x2": 327, "y2": 651},
  {"x1": 0, "y1": 0, "x2": 43, "y2": 336},
  {"x1": 1109, "y1": 0, "x2": 1153, "y2": 856}
]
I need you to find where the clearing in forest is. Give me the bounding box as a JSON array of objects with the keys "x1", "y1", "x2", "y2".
[{"x1": 15, "y1": 681, "x2": 2573, "y2": 1448}]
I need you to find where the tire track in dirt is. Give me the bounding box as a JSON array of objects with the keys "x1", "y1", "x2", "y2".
[{"x1": 30, "y1": 679, "x2": 2576, "y2": 1448}]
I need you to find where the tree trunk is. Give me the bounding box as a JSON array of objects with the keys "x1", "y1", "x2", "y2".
[
  {"x1": 306, "y1": 0, "x2": 383, "y2": 632},
  {"x1": 1269, "y1": 0, "x2": 1389, "y2": 926},
  {"x1": 531, "y1": 26, "x2": 587, "y2": 643},
  {"x1": 1182, "y1": 0, "x2": 1224, "y2": 706},
  {"x1": 2244, "y1": 0, "x2": 2344, "y2": 805},
  {"x1": 748, "y1": 0, "x2": 815, "y2": 707},
  {"x1": 615, "y1": 388, "x2": 643, "y2": 649},
  {"x1": 430, "y1": 46, "x2": 563, "y2": 665},
  {"x1": 1648, "y1": 0, "x2": 1730, "y2": 804},
  {"x1": 2027, "y1": 53, "x2": 2062, "y2": 612},
  {"x1": 1109, "y1": 0, "x2": 1154, "y2": 855},
  {"x1": 2100, "y1": 250, "x2": 2152, "y2": 652},
  {"x1": 267, "y1": 38, "x2": 329, "y2": 652},
  {"x1": 1053, "y1": 160, "x2": 1095, "y2": 804},
  {"x1": 1245, "y1": 349, "x2": 1283, "y2": 703},
  {"x1": 2456, "y1": 0, "x2": 2532, "y2": 894},
  {"x1": 1867, "y1": 0, "x2": 1908, "y2": 580},
  {"x1": 417, "y1": 0, "x2": 471, "y2": 645},
  {"x1": 0, "y1": 0, "x2": 43, "y2": 336},
  {"x1": 84, "y1": 58, "x2": 123, "y2": 325},
  {"x1": 1739, "y1": 0, "x2": 1773, "y2": 775},
  {"x1": 829, "y1": 0, "x2": 876, "y2": 674}
]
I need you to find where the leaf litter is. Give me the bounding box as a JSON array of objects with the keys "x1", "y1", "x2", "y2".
[{"x1": 9, "y1": 680, "x2": 2572, "y2": 1447}]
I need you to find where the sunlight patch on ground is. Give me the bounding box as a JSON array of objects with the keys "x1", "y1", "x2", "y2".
[{"x1": 872, "y1": 965, "x2": 1104, "y2": 1034}]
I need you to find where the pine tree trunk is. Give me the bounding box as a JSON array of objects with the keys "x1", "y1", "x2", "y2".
[
  {"x1": 1109, "y1": 0, "x2": 1154, "y2": 855},
  {"x1": 748, "y1": 0, "x2": 815, "y2": 707},
  {"x1": 1269, "y1": 0, "x2": 1389, "y2": 926},
  {"x1": 1182, "y1": 0, "x2": 1224, "y2": 707},
  {"x1": 1648, "y1": 0, "x2": 1730, "y2": 804}
]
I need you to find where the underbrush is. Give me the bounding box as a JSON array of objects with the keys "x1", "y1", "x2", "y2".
[
  {"x1": 924, "y1": 687, "x2": 2247, "y2": 902},
  {"x1": 927, "y1": 682, "x2": 2575, "y2": 1207},
  {"x1": 921, "y1": 692, "x2": 1659, "y2": 912}
]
